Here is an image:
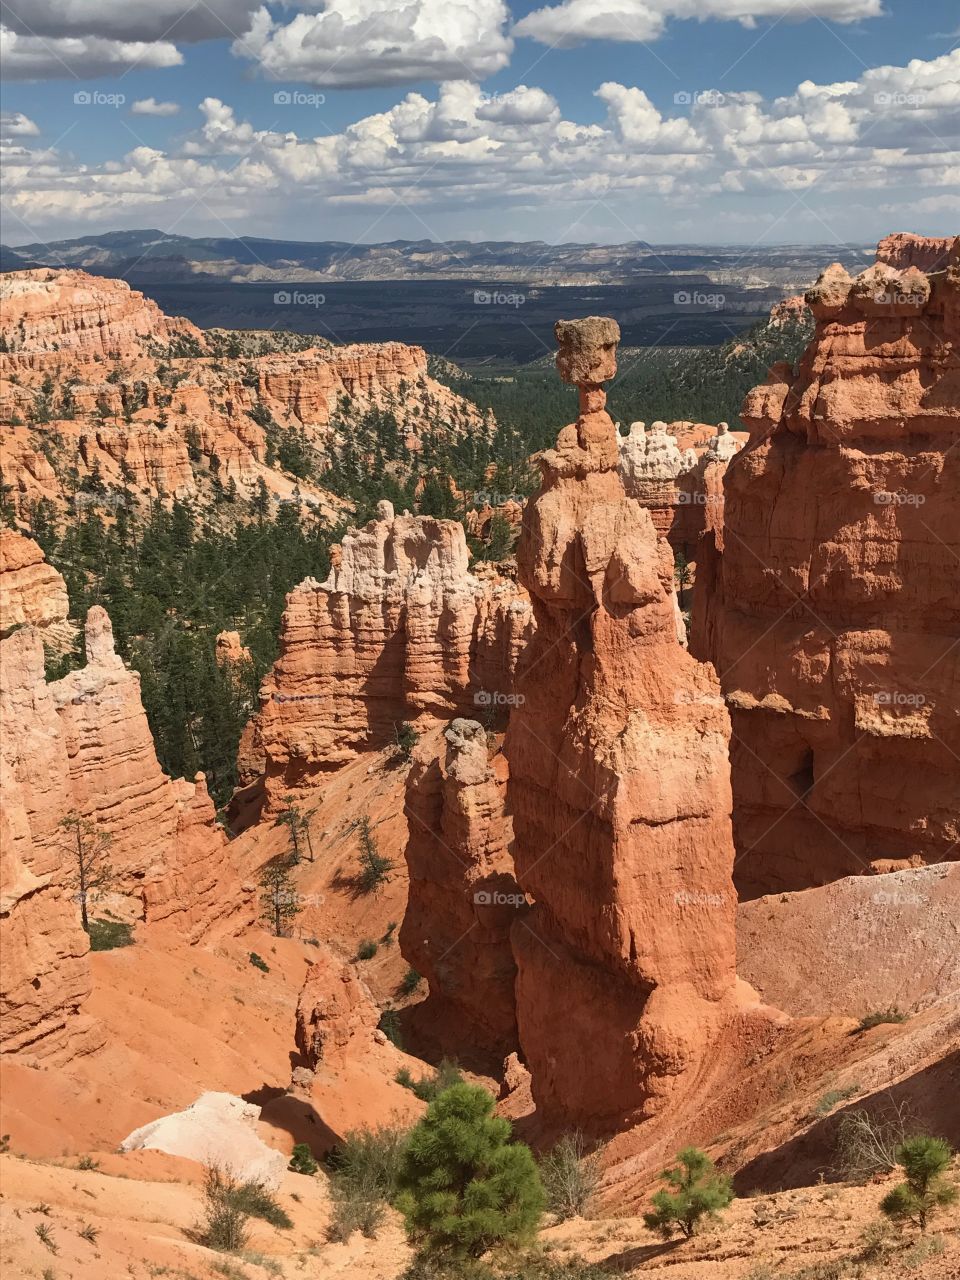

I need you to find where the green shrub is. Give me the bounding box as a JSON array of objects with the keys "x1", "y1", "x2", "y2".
[
  {"x1": 395, "y1": 1082, "x2": 544, "y2": 1258},
  {"x1": 378, "y1": 1008, "x2": 403, "y2": 1049},
  {"x1": 814, "y1": 1084, "x2": 861, "y2": 1116},
  {"x1": 856, "y1": 1008, "x2": 908, "y2": 1032},
  {"x1": 325, "y1": 1123, "x2": 409, "y2": 1243},
  {"x1": 538, "y1": 1132, "x2": 601, "y2": 1220},
  {"x1": 249, "y1": 952, "x2": 270, "y2": 973},
  {"x1": 642, "y1": 1147, "x2": 734, "y2": 1239},
  {"x1": 76, "y1": 1155, "x2": 100, "y2": 1171},
  {"x1": 356, "y1": 938, "x2": 378, "y2": 961},
  {"x1": 399, "y1": 968, "x2": 422, "y2": 996},
  {"x1": 395, "y1": 1059, "x2": 464, "y2": 1102},
  {"x1": 880, "y1": 1136, "x2": 957, "y2": 1231},
  {"x1": 356, "y1": 815, "x2": 394, "y2": 894},
  {"x1": 88, "y1": 919, "x2": 134, "y2": 951},
  {"x1": 198, "y1": 1167, "x2": 250, "y2": 1252},
  {"x1": 288, "y1": 1143, "x2": 319, "y2": 1176},
  {"x1": 394, "y1": 721, "x2": 419, "y2": 763},
  {"x1": 227, "y1": 1180, "x2": 292, "y2": 1229}
]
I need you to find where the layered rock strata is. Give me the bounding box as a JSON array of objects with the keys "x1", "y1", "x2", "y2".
[
  {"x1": 0, "y1": 528, "x2": 71, "y2": 645},
  {"x1": 1, "y1": 601, "x2": 247, "y2": 1060},
  {"x1": 504, "y1": 316, "x2": 755, "y2": 1130},
  {"x1": 242, "y1": 502, "x2": 534, "y2": 804},
  {"x1": 692, "y1": 241, "x2": 960, "y2": 895},
  {"x1": 400, "y1": 719, "x2": 521, "y2": 1062},
  {"x1": 0, "y1": 269, "x2": 483, "y2": 515}
]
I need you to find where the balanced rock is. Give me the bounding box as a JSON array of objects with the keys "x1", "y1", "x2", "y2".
[{"x1": 505, "y1": 316, "x2": 755, "y2": 1130}]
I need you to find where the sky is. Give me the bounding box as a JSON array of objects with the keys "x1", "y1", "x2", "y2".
[{"x1": 1, "y1": 1, "x2": 958, "y2": 249}]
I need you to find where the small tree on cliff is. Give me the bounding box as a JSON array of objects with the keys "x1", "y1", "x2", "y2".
[
  {"x1": 259, "y1": 858, "x2": 302, "y2": 937},
  {"x1": 274, "y1": 795, "x2": 313, "y2": 864},
  {"x1": 60, "y1": 815, "x2": 115, "y2": 933},
  {"x1": 880, "y1": 1136, "x2": 957, "y2": 1232},
  {"x1": 356, "y1": 815, "x2": 393, "y2": 894},
  {"x1": 395, "y1": 1083, "x2": 544, "y2": 1259},
  {"x1": 643, "y1": 1147, "x2": 734, "y2": 1239}
]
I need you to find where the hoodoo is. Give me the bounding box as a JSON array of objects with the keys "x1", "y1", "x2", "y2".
[
  {"x1": 692, "y1": 239, "x2": 960, "y2": 896},
  {"x1": 504, "y1": 317, "x2": 756, "y2": 1130}
]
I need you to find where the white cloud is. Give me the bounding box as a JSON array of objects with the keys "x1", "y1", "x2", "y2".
[
  {"x1": 514, "y1": 0, "x2": 884, "y2": 48},
  {"x1": 234, "y1": 0, "x2": 513, "y2": 88},
  {"x1": 0, "y1": 111, "x2": 40, "y2": 139},
  {"x1": 131, "y1": 97, "x2": 181, "y2": 116},
  {"x1": 0, "y1": 25, "x2": 182, "y2": 79},
  {"x1": 2, "y1": 49, "x2": 957, "y2": 244}
]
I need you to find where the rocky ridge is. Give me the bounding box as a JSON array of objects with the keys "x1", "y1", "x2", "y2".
[
  {"x1": 692, "y1": 238, "x2": 960, "y2": 895},
  {"x1": 0, "y1": 269, "x2": 484, "y2": 518}
]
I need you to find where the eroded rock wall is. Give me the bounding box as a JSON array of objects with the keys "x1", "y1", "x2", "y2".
[{"x1": 692, "y1": 242, "x2": 960, "y2": 896}]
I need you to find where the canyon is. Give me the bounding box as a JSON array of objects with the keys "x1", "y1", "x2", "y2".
[{"x1": 0, "y1": 240, "x2": 957, "y2": 1279}]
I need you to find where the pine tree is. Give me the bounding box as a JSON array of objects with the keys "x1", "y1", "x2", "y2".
[
  {"x1": 643, "y1": 1148, "x2": 734, "y2": 1238},
  {"x1": 259, "y1": 858, "x2": 302, "y2": 937},
  {"x1": 274, "y1": 796, "x2": 312, "y2": 864},
  {"x1": 60, "y1": 815, "x2": 115, "y2": 932},
  {"x1": 395, "y1": 1083, "x2": 543, "y2": 1259},
  {"x1": 880, "y1": 1136, "x2": 957, "y2": 1231},
  {"x1": 356, "y1": 815, "x2": 393, "y2": 893}
]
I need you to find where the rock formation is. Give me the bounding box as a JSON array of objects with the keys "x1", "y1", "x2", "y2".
[
  {"x1": 240, "y1": 502, "x2": 534, "y2": 805},
  {"x1": 692, "y1": 240, "x2": 960, "y2": 895},
  {"x1": 0, "y1": 528, "x2": 71, "y2": 646},
  {"x1": 120, "y1": 1092, "x2": 287, "y2": 1188},
  {"x1": 876, "y1": 232, "x2": 959, "y2": 274},
  {"x1": 504, "y1": 316, "x2": 756, "y2": 1130},
  {"x1": 618, "y1": 420, "x2": 745, "y2": 554},
  {"x1": 0, "y1": 269, "x2": 484, "y2": 516},
  {"x1": 401, "y1": 719, "x2": 522, "y2": 1063},
  {"x1": 294, "y1": 951, "x2": 382, "y2": 1072},
  {"x1": 1, "y1": 599, "x2": 249, "y2": 1060}
]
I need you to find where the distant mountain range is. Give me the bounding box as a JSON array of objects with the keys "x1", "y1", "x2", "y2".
[{"x1": 4, "y1": 229, "x2": 872, "y2": 289}]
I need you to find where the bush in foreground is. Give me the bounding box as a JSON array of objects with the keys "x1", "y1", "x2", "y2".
[
  {"x1": 538, "y1": 1132, "x2": 601, "y2": 1220},
  {"x1": 880, "y1": 1136, "x2": 957, "y2": 1231},
  {"x1": 395, "y1": 1083, "x2": 544, "y2": 1259},
  {"x1": 325, "y1": 1122, "x2": 409, "y2": 1242},
  {"x1": 643, "y1": 1147, "x2": 734, "y2": 1239}
]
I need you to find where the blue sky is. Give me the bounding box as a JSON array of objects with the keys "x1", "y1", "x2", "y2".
[{"x1": 2, "y1": 1, "x2": 958, "y2": 247}]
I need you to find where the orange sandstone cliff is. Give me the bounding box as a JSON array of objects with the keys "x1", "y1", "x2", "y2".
[
  {"x1": 503, "y1": 317, "x2": 766, "y2": 1131},
  {"x1": 692, "y1": 239, "x2": 960, "y2": 896}
]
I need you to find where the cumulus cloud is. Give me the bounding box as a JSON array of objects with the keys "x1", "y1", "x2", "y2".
[
  {"x1": 0, "y1": 26, "x2": 182, "y2": 79},
  {"x1": 132, "y1": 98, "x2": 181, "y2": 116},
  {"x1": 514, "y1": 0, "x2": 884, "y2": 47},
  {"x1": 0, "y1": 111, "x2": 40, "y2": 139},
  {"x1": 233, "y1": 0, "x2": 513, "y2": 88},
  {"x1": 3, "y1": 49, "x2": 957, "y2": 242}
]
